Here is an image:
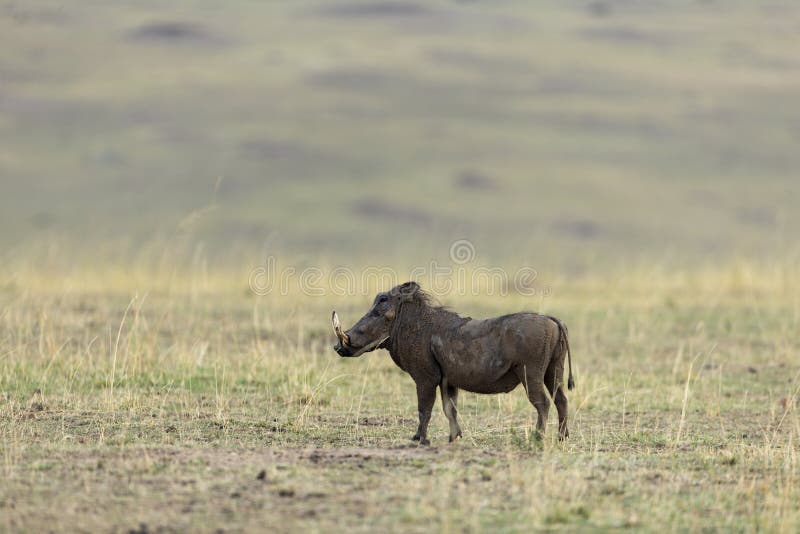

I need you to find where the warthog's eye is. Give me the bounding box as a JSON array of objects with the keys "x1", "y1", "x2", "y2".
[{"x1": 378, "y1": 295, "x2": 388, "y2": 304}]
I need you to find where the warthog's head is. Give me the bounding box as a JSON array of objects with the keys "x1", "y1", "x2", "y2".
[{"x1": 332, "y1": 281, "x2": 419, "y2": 357}]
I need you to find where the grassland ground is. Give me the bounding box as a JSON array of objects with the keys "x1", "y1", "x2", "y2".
[{"x1": 0, "y1": 262, "x2": 798, "y2": 531}]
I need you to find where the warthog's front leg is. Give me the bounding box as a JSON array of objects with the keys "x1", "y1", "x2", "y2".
[{"x1": 412, "y1": 381, "x2": 437, "y2": 446}]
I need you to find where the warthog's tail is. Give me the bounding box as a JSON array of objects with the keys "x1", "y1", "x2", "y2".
[{"x1": 548, "y1": 316, "x2": 575, "y2": 390}]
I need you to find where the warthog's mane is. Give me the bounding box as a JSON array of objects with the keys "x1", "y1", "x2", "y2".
[
  {"x1": 411, "y1": 288, "x2": 443, "y2": 310},
  {"x1": 400, "y1": 288, "x2": 469, "y2": 327}
]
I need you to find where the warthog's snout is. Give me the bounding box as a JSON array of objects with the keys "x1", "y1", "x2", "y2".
[
  {"x1": 334, "y1": 343, "x2": 356, "y2": 357},
  {"x1": 331, "y1": 309, "x2": 389, "y2": 358}
]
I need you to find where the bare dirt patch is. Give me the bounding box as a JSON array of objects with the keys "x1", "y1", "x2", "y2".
[
  {"x1": 128, "y1": 22, "x2": 227, "y2": 47},
  {"x1": 352, "y1": 198, "x2": 434, "y2": 227},
  {"x1": 315, "y1": 2, "x2": 434, "y2": 19}
]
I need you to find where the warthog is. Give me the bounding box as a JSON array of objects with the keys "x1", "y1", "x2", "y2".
[{"x1": 332, "y1": 282, "x2": 575, "y2": 444}]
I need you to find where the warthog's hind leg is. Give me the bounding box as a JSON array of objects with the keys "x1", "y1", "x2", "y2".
[
  {"x1": 412, "y1": 381, "x2": 436, "y2": 446},
  {"x1": 515, "y1": 366, "x2": 550, "y2": 436},
  {"x1": 440, "y1": 379, "x2": 462, "y2": 442},
  {"x1": 545, "y1": 364, "x2": 569, "y2": 440}
]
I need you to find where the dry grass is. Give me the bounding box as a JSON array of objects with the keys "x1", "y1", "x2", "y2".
[{"x1": 0, "y1": 261, "x2": 798, "y2": 531}]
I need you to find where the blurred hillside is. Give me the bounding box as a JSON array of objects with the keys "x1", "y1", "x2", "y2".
[{"x1": 1, "y1": 1, "x2": 799, "y2": 269}]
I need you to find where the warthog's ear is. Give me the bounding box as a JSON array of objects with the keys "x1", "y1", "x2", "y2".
[{"x1": 396, "y1": 281, "x2": 420, "y2": 301}]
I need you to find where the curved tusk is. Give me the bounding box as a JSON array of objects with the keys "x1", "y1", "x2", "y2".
[{"x1": 332, "y1": 310, "x2": 350, "y2": 346}]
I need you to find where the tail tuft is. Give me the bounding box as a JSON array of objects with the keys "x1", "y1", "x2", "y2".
[{"x1": 568, "y1": 376, "x2": 575, "y2": 390}]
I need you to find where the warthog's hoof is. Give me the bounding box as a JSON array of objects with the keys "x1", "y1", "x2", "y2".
[
  {"x1": 411, "y1": 434, "x2": 430, "y2": 446},
  {"x1": 448, "y1": 430, "x2": 463, "y2": 443}
]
